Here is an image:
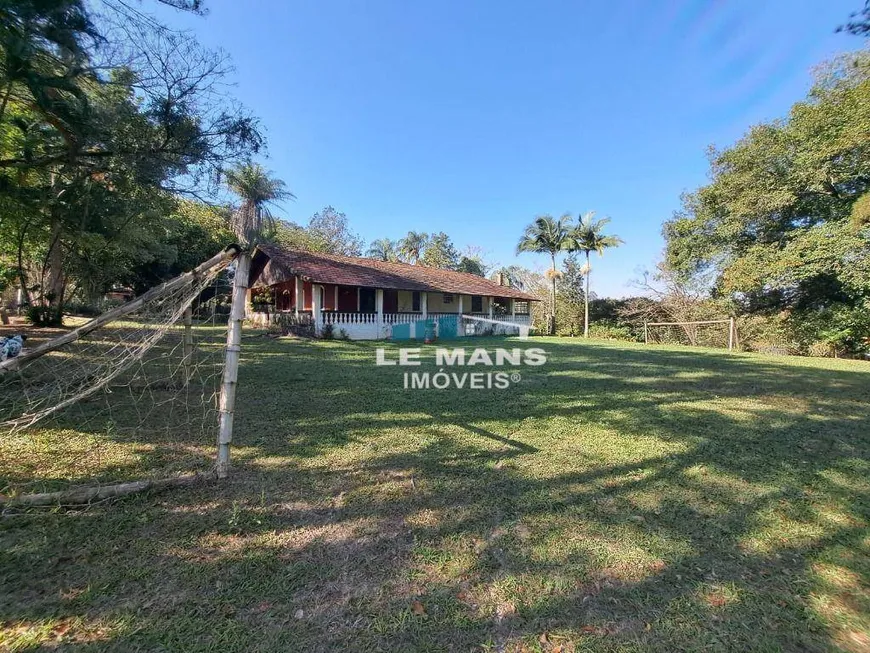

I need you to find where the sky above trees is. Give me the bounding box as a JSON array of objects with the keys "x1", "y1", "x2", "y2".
[{"x1": 151, "y1": 0, "x2": 860, "y2": 297}]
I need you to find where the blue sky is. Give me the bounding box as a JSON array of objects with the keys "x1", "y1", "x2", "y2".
[{"x1": 154, "y1": 0, "x2": 859, "y2": 297}]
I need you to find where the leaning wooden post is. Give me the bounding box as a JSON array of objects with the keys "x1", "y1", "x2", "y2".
[{"x1": 217, "y1": 250, "x2": 250, "y2": 479}]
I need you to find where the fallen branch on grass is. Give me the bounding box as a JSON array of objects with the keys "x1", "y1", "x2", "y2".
[{"x1": 0, "y1": 470, "x2": 217, "y2": 508}]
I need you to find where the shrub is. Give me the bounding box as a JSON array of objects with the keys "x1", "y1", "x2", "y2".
[
  {"x1": 588, "y1": 324, "x2": 636, "y2": 341},
  {"x1": 807, "y1": 340, "x2": 838, "y2": 358},
  {"x1": 320, "y1": 323, "x2": 334, "y2": 340},
  {"x1": 735, "y1": 314, "x2": 797, "y2": 354},
  {"x1": 64, "y1": 302, "x2": 101, "y2": 317},
  {"x1": 25, "y1": 305, "x2": 62, "y2": 327}
]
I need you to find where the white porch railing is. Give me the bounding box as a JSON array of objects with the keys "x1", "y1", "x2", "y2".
[
  {"x1": 321, "y1": 312, "x2": 378, "y2": 325},
  {"x1": 383, "y1": 312, "x2": 421, "y2": 325},
  {"x1": 250, "y1": 309, "x2": 533, "y2": 339}
]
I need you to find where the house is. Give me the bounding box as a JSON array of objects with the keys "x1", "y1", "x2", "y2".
[{"x1": 247, "y1": 244, "x2": 539, "y2": 340}]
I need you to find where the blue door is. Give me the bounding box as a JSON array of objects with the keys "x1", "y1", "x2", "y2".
[{"x1": 437, "y1": 315, "x2": 459, "y2": 339}]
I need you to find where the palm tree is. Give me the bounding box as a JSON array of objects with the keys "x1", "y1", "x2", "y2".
[
  {"x1": 516, "y1": 214, "x2": 572, "y2": 334},
  {"x1": 398, "y1": 231, "x2": 429, "y2": 264},
  {"x1": 366, "y1": 238, "x2": 398, "y2": 261},
  {"x1": 567, "y1": 212, "x2": 623, "y2": 338},
  {"x1": 225, "y1": 162, "x2": 293, "y2": 246},
  {"x1": 220, "y1": 162, "x2": 292, "y2": 475}
]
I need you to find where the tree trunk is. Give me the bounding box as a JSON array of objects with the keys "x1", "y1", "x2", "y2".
[
  {"x1": 45, "y1": 215, "x2": 66, "y2": 325},
  {"x1": 584, "y1": 251, "x2": 590, "y2": 338},
  {"x1": 16, "y1": 223, "x2": 33, "y2": 310},
  {"x1": 550, "y1": 253, "x2": 557, "y2": 335}
]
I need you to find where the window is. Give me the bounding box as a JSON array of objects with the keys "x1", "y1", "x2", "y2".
[
  {"x1": 471, "y1": 296, "x2": 483, "y2": 313},
  {"x1": 412, "y1": 291, "x2": 421, "y2": 312},
  {"x1": 514, "y1": 300, "x2": 530, "y2": 315},
  {"x1": 443, "y1": 293, "x2": 454, "y2": 304}
]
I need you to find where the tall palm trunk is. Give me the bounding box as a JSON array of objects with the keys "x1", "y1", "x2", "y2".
[
  {"x1": 550, "y1": 253, "x2": 557, "y2": 335},
  {"x1": 584, "y1": 250, "x2": 590, "y2": 338}
]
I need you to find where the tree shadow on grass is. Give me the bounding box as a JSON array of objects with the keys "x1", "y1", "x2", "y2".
[{"x1": 1, "y1": 338, "x2": 868, "y2": 651}]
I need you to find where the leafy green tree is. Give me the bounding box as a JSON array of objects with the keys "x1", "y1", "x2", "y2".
[
  {"x1": 663, "y1": 50, "x2": 870, "y2": 354},
  {"x1": 490, "y1": 265, "x2": 525, "y2": 289},
  {"x1": 124, "y1": 200, "x2": 235, "y2": 293},
  {"x1": 568, "y1": 212, "x2": 623, "y2": 337},
  {"x1": 552, "y1": 254, "x2": 586, "y2": 336},
  {"x1": 398, "y1": 231, "x2": 429, "y2": 265},
  {"x1": 421, "y1": 231, "x2": 459, "y2": 269},
  {"x1": 271, "y1": 221, "x2": 311, "y2": 251},
  {"x1": 456, "y1": 255, "x2": 486, "y2": 276},
  {"x1": 366, "y1": 238, "x2": 398, "y2": 261},
  {"x1": 306, "y1": 206, "x2": 363, "y2": 256},
  {"x1": 516, "y1": 214, "x2": 572, "y2": 334},
  {"x1": 455, "y1": 245, "x2": 488, "y2": 276},
  {"x1": 0, "y1": 0, "x2": 264, "y2": 323}
]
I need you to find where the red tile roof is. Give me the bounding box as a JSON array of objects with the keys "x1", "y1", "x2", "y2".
[{"x1": 252, "y1": 244, "x2": 538, "y2": 301}]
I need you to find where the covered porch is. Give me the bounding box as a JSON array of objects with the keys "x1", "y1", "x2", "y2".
[
  {"x1": 249, "y1": 278, "x2": 531, "y2": 339},
  {"x1": 247, "y1": 244, "x2": 536, "y2": 340}
]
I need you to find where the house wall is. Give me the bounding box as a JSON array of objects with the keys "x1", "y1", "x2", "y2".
[
  {"x1": 397, "y1": 290, "x2": 422, "y2": 312},
  {"x1": 303, "y1": 281, "x2": 312, "y2": 310},
  {"x1": 425, "y1": 293, "x2": 491, "y2": 313},
  {"x1": 426, "y1": 292, "x2": 461, "y2": 312}
]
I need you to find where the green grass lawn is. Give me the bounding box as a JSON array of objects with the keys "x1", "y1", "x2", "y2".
[{"x1": 1, "y1": 336, "x2": 869, "y2": 652}]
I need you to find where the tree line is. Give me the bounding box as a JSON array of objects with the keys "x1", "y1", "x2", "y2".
[
  {"x1": 662, "y1": 48, "x2": 870, "y2": 356},
  {"x1": 0, "y1": 1, "x2": 491, "y2": 325},
  {"x1": 0, "y1": 0, "x2": 262, "y2": 325}
]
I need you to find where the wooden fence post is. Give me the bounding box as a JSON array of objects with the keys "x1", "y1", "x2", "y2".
[
  {"x1": 728, "y1": 317, "x2": 735, "y2": 352},
  {"x1": 644, "y1": 321, "x2": 648, "y2": 345},
  {"x1": 217, "y1": 251, "x2": 250, "y2": 479}
]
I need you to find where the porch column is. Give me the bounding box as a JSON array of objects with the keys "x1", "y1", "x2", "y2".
[
  {"x1": 457, "y1": 294, "x2": 464, "y2": 315},
  {"x1": 295, "y1": 276, "x2": 304, "y2": 317},
  {"x1": 375, "y1": 288, "x2": 384, "y2": 337},
  {"x1": 488, "y1": 296, "x2": 494, "y2": 320},
  {"x1": 421, "y1": 292, "x2": 428, "y2": 319},
  {"x1": 334, "y1": 286, "x2": 339, "y2": 311},
  {"x1": 313, "y1": 284, "x2": 322, "y2": 331},
  {"x1": 511, "y1": 298, "x2": 516, "y2": 320}
]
